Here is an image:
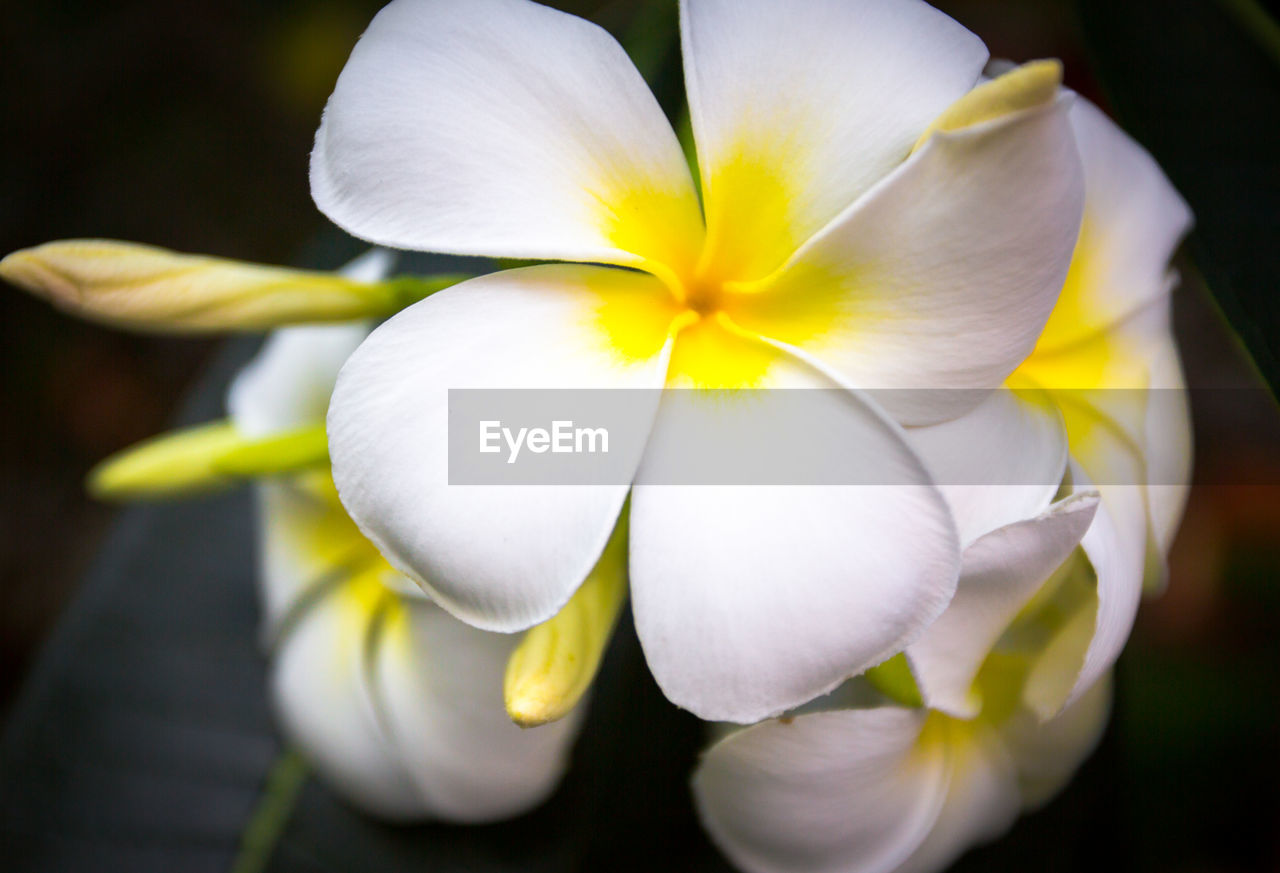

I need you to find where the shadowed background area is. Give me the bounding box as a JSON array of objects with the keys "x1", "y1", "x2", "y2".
[{"x1": 1, "y1": 1, "x2": 1277, "y2": 871}]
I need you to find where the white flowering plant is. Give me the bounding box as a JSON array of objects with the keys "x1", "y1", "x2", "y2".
[{"x1": 0, "y1": 1, "x2": 1226, "y2": 872}]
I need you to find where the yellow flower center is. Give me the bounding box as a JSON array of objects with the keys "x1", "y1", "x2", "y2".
[{"x1": 678, "y1": 273, "x2": 726, "y2": 317}]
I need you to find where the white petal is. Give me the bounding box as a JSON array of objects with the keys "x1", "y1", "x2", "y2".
[
  {"x1": 1033, "y1": 97, "x2": 1192, "y2": 352},
  {"x1": 312, "y1": 0, "x2": 702, "y2": 276},
  {"x1": 693, "y1": 708, "x2": 947, "y2": 873},
  {"x1": 727, "y1": 96, "x2": 1084, "y2": 425},
  {"x1": 254, "y1": 475, "x2": 401, "y2": 641},
  {"x1": 906, "y1": 390, "x2": 1068, "y2": 547},
  {"x1": 1144, "y1": 332, "x2": 1193, "y2": 559},
  {"x1": 1071, "y1": 487, "x2": 1143, "y2": 708},
  {"x1": 268, "y1": 571, "x2": 423, "y2": 820},
  {"x1": 1020, "y1": 293, "x2": 1191, "y2": 592},
  {"x1": 228, "y1": 323, "x2": 373, "y2": 437},
  {"x1": 681, "y1": 0, "x2": 987, "y2": 281},
  {"x1": 893, "y1": 726, "x2": 1021, "y2": 873},
  {"x1": 1125, "y1": 299, "x2": 1193, "y2": 571},
  {"x1": 909, "y1": 492, "x2": 1099, "y2": 718},
  {"x1": 631, "y1": 336, "x2": 959, "y2": 723},
  {"x1": 372, "y1": 600, "x2": 584, "y2": 822},
  {"x1": 327, "y1": 265, "x2": 678, "y2": 631},
  {"x1": 1006, "y1": 673, "x2": 1111, "y2": 810},
  {"x1": 1024, "y1": 470, "x2": 1144, "y2": 719}
]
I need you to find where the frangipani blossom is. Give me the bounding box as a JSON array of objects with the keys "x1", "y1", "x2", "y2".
[
  {"x1": 228, "y1": 312, "x2": 585, "y2": 821},
  {"x1": 64, "y1": 250, "x2": 587, "y2": 822},
  {"x1": 1009, "y1": 93, "x2": 1194, "y2": 595},
  {"x1": 899, "y1": 87, "x2": 1191, "y2": 721},
  {"x1": 993, "y1": 90, "x2": 1192, "y2": 718},
  {"x1": 694, "y1": 666, "x2": 1112, "y2": 873},
  {"x1": 686, "y1": 86, "x2": 1191, "y2": 873},
  {"x1": 313, "y1": 0, "x2": 1086, "y2": 723},
  {"x1": 697, "y1": 469, "x2": 1113, "y2": 870}
]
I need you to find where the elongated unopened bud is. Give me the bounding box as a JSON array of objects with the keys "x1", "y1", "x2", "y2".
[
  {"x1": 0, "y1": 240, "x2": 467, "y2": 332},
  {"x1": 89, "y1": 420, "x2": 329, "y2": 500},
  {"x1": 914, "y1": 59, "x2": 1063, "y2": 152},
  {"x1": 504, "y1": 509, "x2": 629, "y2": 728}
]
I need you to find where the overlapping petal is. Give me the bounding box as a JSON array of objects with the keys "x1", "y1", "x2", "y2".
[
  {"x1": 1021, "y1": 476, "x2": 1142, "y2": 719},
  {"x1": 327, "y1": 265, "x2": 680, "y2": 631},
  {"x1": 726, "y1": 96, "x2": 1085, "y2": 425},
  {"x1": 255, "y1": 474, "x2": 404, "y2": 639},
  {"x1": 1006, "y1": 673, "x2": 1111, "y2": 809},
  {"x1": 1070, "y1": 485, "x2": 1143, "y2": 709},
  {"x1": 631, "y1": 326, "x2": 960, "y2": 723},
  {"x1": 681, "y1": 0, "x2": 987, "y2": 281},
  {"x1": 371, "y1": 599, "x2": 583, "y2": 822},
  {"x1": 268, "y1": 568, "x2": 424, "y2": 820},
  {"x1": 228, "y1": 322, "x2": 373, "y2": 437},
  {"x1": 893, "y1": 725, "x2": 1020, "y2": 873},
  {"x1": 268, "y1": 536, "x2": 581, "y2": 822},
  {"x1": 694, "y1": 708, "x2": 946, "y2": 873},
  {"x1": 228, "y1": 318, "x2": 382, "y2": 629},
  {"x1": 905, "y1": 389, "x2": 1068, "y2": 547},
  {"x1": 694, "y1": 679, "x2": 1113, "y2": 873},
  {"x1": 908, "y1": 492, "x2": 1099, "y2": 718},
  {"x1": 1031, "y1": 98, "x2": 1192, "y2": 353},
  {"x1": 1142, "y1": 331, "x2": 1193, "y2": 558},
  {"x1": 312, "y1": 0, "x2": 703, "y2": 279},
  {"x1": 1012, "y1": 92, "x2": 1193, "y2": 588}
]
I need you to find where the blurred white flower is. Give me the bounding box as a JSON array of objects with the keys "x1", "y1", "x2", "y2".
[
  {"x1": 312, "y1": 0, "x2": 1086, "y2": 724},
  {"x1": 228, "y1": 307, "x2": 586, "y2": 823},
  {"x1": 694, "y1": 665, "x2": 1112, "y2": 873},
  {"x1": 693, "y1": 465, "x2": 1114, "y2": 873}
]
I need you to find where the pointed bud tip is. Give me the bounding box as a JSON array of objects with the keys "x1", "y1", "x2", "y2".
[
  {"x1": 504, "y1": 684, "x2": 565, "y2": 729},
  {"x1": 914, "y1": 58, "x2": 1065, "y2": 153},
  {"x1": 0, "y1": 247, "x2": 69, "y2": 301}
]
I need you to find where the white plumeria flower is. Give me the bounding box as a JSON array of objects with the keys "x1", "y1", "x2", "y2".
[
  {"x1": 689, "y1": 90, "x2": 1192, "y2": 873},
  {"x1": 694, "y1": 466, "x2": 1115, "y2": 872},
  {"x1": 1009, "y1": 93, "x2": 1194, "y2": 593},
  {"x1": 901, "y1": 87, "x2": 1192, "y2": 721},
  {"x1": 312, "y1": 0, "x2": 1086, "y2": 724},
  {"x1": 996, "y1": 91, "x2": 1192, "y2": 716},
  {"x1": 693, "y1": 667, "x2": 1113, "y2": 873},
  {"x1": 225, "y1": 252, "x2": 584, "y2": 823}
]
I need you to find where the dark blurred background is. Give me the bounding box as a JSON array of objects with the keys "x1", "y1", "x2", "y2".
[{"x1": 1, "y1": 1, "x2": 1277, "y2": 871}]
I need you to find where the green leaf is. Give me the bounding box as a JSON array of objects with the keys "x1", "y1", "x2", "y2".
[{"x1": 1077, "y1": 0, "x2": 1280, "y2": 396}]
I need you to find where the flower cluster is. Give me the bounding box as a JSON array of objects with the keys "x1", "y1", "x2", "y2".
[{"x1": 0, "y1": 0, "x2": 1192, "y2": 870}]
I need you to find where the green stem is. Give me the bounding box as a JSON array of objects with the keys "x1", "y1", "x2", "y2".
[{"x1": 228, "y1": 746, "x2": 310, "y2": 873}]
